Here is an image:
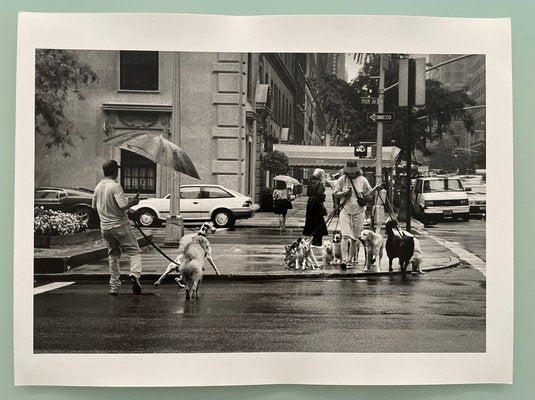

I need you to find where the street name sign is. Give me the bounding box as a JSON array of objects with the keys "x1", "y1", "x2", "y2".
[
  {"x1": 367, "y1": 112, "x2": 395, "y2": 123},
  {"x1": 361, "y1": 97, "x2": 378, "y2": 105}
]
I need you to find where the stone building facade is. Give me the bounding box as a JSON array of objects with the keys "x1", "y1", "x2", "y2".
[{"x1": 35, "y1": 50, "x2": 332, "y2": 202}]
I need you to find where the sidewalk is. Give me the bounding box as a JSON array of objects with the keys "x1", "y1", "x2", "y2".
[
  {"x1": 35, "y1": 230, "x2": 459, "y2": 282},
  {"x1": 34, "y1": 190, "x2": 460, "y2": 282}
]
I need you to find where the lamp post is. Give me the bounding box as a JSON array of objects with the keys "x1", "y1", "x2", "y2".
[{"x1": 165, "y1": 52, "x2": 184, "y2": 244}]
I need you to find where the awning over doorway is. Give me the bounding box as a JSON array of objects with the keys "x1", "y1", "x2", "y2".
[{"x1": 273, "y1": 144, "x2": 401, "y2": 169}]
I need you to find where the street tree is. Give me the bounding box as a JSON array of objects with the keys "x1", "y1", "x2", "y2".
[
  {"x1": 260, "y1": 150, "x2": 290, "y2": 177},
  {"x1": 35, "y1": 49, "x2": 97, "y2": 156},
  {"x1": 309, "y1": 54, "x2": 476, "y2": 161}
]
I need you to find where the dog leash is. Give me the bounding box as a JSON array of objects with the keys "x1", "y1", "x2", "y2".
[
  {"x1": 131, "y1": 219, "x2": 180, "y2": 266},
  {"x1": 374, "y1": 186, "x2": 405, "y2": 238}
]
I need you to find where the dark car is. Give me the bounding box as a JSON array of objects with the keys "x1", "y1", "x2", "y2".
[{"x1": 34, "y1": 187, "x2": 99, "y2": 228}]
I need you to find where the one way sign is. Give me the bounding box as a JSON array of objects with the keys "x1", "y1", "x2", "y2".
[{"x1": 367, "y1": 112, "x2": 395, "y2": 123}]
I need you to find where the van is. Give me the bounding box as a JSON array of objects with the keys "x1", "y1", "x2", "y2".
[{"x1": 411, "y1": 177, "x2": 470, "y2": 223}]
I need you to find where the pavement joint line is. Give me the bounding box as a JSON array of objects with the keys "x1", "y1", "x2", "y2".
[{"x1": 34, "y1": 281, "x2": 75, "y2": 295}]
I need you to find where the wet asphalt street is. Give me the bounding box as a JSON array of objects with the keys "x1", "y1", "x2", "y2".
[
  {"x1": 34, "y1": 266, "x2": 485, "y2": 353},
  {"x1": 418, "y1": 217, "x2": 486, "y2": 261}
]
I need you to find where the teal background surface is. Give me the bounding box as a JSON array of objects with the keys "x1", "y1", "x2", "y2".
[{"x1": 0, "y1": 0, "x2": 531, "y2": 398}]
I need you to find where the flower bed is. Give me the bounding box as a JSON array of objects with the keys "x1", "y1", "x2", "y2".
[{"x1": 34, "y1": 207, "x2": 87, "y2": 236}]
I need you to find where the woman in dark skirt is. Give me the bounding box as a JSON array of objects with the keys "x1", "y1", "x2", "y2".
[
  {"x1": 273, "y1": 180, "x2": 292, "y2": 231},
  {"x1": 302, "y1": 168, "x2": 328, "y2": 246}
]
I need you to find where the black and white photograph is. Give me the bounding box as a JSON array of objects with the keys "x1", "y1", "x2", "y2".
[
  {"x1": 14, "y1": 13, "x2": 512, "y2": 386},
  {"x1": 32, "y1": 49, "x2": 487, "y2": 354}
]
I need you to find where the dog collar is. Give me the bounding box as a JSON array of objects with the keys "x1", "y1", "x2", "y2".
[{"x1": 198, "y1": 232, "x2": 207, "y2": 237}]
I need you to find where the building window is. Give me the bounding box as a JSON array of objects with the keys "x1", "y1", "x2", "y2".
[
  {"x1": 120, "y1": 150, "x2": 156, "y2": 194},
  {"x1": 120, "y1": 51, "x2": 159, "y2": 91},
  {"x1": 247, "y1": 53, "x2": 253, "y2": 100}
]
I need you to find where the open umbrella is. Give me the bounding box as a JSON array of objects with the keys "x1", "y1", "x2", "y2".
[
  {"x1": 273, "y1": 175, "x2": 300, "y2": 185},
  {"x1": 103, "y1": 131, "x2": 200, "y2": 179}
]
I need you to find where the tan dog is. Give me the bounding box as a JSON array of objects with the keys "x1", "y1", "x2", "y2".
[
  {"x1": 359, "y1": 229, "x2": 384, "y2": 271},
  {"x1": 154, "y1": 222, "x2": 219, "y2": 287},
  {"x1": 179, "y1": 235, "x2": 214, "y2": 300}
]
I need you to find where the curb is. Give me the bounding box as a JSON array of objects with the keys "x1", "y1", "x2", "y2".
[{"x1": 34, "y1": 257, "x2": 460, "y2": 282}]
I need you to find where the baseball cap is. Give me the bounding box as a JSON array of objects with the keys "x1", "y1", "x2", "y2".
[{"x1": 102, "y1": 159, "x2": 120, "y2": 176}]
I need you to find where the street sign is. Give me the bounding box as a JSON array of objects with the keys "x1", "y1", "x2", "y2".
[
  {"x1": 354, "y1": 143, "x2": 367, "y2": 158},
  {"x1": 367, "y1": 112, "x2": 395, "y2": 123},
  {"x1": 361, "y1": 97, "x2": 378, "y2": 105}
]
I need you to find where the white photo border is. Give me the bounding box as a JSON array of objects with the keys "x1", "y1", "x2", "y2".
[{"x1": 14, "y1": 13, "x2": 513, "y2": 386}]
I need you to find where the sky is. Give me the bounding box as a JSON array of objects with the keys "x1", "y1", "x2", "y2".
[{"x1": 345, "y1": 53, "x2": 362, "y2": 82}]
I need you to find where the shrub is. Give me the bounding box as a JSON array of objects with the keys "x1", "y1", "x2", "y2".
[
  {"x1": 260, "y1": 150, "x2": 290, "y2": 176},
  {"x1": 34, "y1": 207, "x2": 88, "y2": 236}
]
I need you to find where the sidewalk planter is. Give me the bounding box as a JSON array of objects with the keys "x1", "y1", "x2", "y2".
[
  {"x1": 34, "y1": 234, "x2": 153, "y2": 274},
  {"x1": 34, "y1": 229, "x2": 102, "y2": 248}
]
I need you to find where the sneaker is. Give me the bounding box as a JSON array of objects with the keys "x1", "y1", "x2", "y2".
[
  {"x1": 130, "y1": 275, "x2": 142, "y2": 295},
  {"x1": 109, "y1": 289, "x2": 119, "y2": 296}
]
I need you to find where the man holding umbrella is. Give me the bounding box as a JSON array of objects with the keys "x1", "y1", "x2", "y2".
[{"x1": 92, "y1": 160, "x2": 143, "y2": 296}]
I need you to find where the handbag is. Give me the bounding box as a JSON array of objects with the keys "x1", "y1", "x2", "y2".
[
  {"x1": 286, "y1": 199, "x2": 293, "y2": 210},
  {"x1": 348, "y1": 176, "x2": 368, "y2": 207}
]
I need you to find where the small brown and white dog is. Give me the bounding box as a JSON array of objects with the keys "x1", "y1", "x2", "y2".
[
  {"x1": 359, "y1": 229, "x2": 384, "y2": 271},
  {"x1": 332, "y1": 232, "x2": 343, "y2": 262},
  {"x1": 154, "y1": 222, "x2": 219, "y2": 291}
]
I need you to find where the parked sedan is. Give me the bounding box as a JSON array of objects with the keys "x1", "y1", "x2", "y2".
[
  {"x1": 466, "y1": 184, "x2": 486, "y2": 216},
  {"x1": 130, "y1": 184, "x2": 258, "y2": 228},
  {"x1": 34, "y1": 187, "x2": 99, "y2": 227}
]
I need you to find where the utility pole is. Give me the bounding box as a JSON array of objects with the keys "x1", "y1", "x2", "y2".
[
  {"x1": 405, "y1": 106, "x2": 413, "y2": 232},
  {"x1": 375, "y1": 54, "x2": 385, "y2": 186},
  {"x1": 165, "y1": 52, "x2": 184, "y2": 244}
]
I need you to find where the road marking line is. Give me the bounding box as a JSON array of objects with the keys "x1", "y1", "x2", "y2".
[
  {"x1": 34, "y1": 282, "x2": 75, "y2": 295},
  {"x1": 414, "y1": 228, "x2": 486, "y2": 276}
]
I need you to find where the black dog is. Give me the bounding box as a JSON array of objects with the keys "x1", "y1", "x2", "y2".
[{"x1": 385, "y1": 219, "x2": 414, "y2": 274}]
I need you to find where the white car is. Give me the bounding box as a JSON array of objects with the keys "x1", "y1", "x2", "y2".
[
  {"x1": 466, "y1": 184, "x2": 486, "y2": 216},
  {"x1": 130, "y1": 184, "x2": 257, "y2": 228},
  {"x1": 411, "y1": 177, "x2": 470, "y2": 224}
]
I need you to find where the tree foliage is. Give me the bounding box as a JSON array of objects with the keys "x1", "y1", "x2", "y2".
[
  {"x1": 35, "y1": 49, "x2": 98, "y2": 155},
  {"x1": 260, "y1": 150, "x2": 290, "y2": 176},
  {"x1": 309, "y1": 54, "x2": 476, "y2": 162}
]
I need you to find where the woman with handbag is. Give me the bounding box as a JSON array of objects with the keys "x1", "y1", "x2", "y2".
[
  {"x1": 273, "y1": 180, "x2": 293, "y2": 232},
  {"x1": 302, "y1": 168, "x2": 328, "y2": 247},
  {"x1": 334, "y1": 160, "x2": 382, "y2": 269}
]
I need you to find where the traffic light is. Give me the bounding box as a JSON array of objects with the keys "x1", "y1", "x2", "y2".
[{"x1": 399, "y1": 58, "x2": 426, "y2": 107}]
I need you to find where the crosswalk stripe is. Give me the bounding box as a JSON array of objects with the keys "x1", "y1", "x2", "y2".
[{"x1": 34, "y1": 282, "x2": 75, "y2": 295}]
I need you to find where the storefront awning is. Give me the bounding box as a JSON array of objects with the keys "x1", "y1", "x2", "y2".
[{"x1": 273, "y1": 144, "x2": 401, "y2": 169}]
